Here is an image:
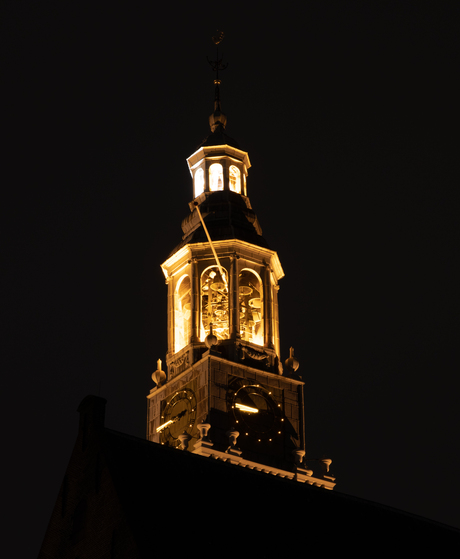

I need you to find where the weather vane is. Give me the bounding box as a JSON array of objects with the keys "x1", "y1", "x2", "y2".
[
  {"x1": 207, "y1": 30, "x2": 228, "y2": 85},
  {"x1": 212, "y1": 30, "x2": 224, "y2": 45}
]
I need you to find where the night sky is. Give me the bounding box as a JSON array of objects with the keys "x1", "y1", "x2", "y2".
[{"x1": 3, "y1": 2, "x2": 459, "y2": 556}]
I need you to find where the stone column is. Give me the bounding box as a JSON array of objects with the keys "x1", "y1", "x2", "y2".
[
  {"x1": 166, "y1": 276, "x2": 174, "y2": 354},
  {"x1": 178, "y1": 432, "x2": 191, "y2": 451},
  {"x1": 190, "y1": 258, "x2": 200, "y2": 343},
  {"x1": 263, "y1": 263, "x2": 273, "y2": 349},
  {"x1": 273, "y1": 283, "x2": 280, "y2": 357},
  {"x1": 204, "y1": 160, "x2": 210, "y2": 192},
  {"x1": 229, "y1": 254, "x2": 238, "y2": 340},
  {"x1": 223, "y1": 160, "x2": 229, "y2": 191}
]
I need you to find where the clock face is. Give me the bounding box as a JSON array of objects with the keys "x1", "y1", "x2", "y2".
[
  {"x1": 230, "y1": 382, "x2": 283, "y2": 442},
  {"x1": 159, "y1": 388, "x2": 197, "y2": 447}
]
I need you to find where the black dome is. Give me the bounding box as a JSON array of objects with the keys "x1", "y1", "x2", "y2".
[
  {"x1": 198, "y1": 123, "x2": 241, "y2": 150},
  {"x1": 170, "y1": 191, "x2": 269, "y2": 256}
]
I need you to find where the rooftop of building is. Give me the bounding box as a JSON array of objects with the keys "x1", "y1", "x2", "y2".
[{"x1": 39, "y1": 396, "x2": 460, "y2": 558}]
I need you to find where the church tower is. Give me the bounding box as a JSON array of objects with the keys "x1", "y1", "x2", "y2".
[{"x1": 147, "y1": 38, "x2": 334, "y2": 488}]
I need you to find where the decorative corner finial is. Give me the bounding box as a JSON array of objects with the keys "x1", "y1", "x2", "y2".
[
  {"x1": 284, "y1": 347, "x2": 300, "y2": 373},
  {"x1": 151, "y1": 358, "x2": 167, "y2": 387},
  {"x1": 205, "y1": 323, "x2": 218, "y2": 349}
]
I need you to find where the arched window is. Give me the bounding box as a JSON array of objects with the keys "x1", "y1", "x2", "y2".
[
  {"x1": 209, "y1": 163, "x2": 224, "y2": 191},
  {"x1": 239, "y1": 269, "x2": 263, "y2": 346},
  {"x1": 201, "y1": 266, "x2": 229, "y2": 341},
  {"x1": 174, "y1": 275, "x2": 191, "y2": 353},
  {"x1": 229, "y1": 165, "x2": 241, "y2": 194},
  {"x1": 194, "y1": 168, "x2": 204, "y2": 197}
]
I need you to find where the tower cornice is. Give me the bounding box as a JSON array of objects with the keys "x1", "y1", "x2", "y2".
[
  {"x1": 187, "y1": 144, "x2": 251, "y2": 176},
  {"x1": 161, "y1": 239, "x2": 284, "y2": 283}
]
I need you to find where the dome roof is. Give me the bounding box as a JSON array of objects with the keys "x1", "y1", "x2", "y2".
[
  {"x1": 169, "y1": 190, "x2": 269, "y2": 256},
  {"x1": 198, "y1": 123, "x2": 241, "y2": 150}
]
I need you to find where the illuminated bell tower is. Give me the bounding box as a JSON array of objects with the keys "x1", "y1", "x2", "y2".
[{"x1": 147, "y1": 38, "x2": 334, "y2": 487}]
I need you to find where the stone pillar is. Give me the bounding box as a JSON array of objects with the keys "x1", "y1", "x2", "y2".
[
  {"x1": 223, "y1": 160, "x2": 229, "y2": 191},
  {"x1": 263, "y1": 264, "x2": 273, "y2": 349},
  {"x1": 166, "y1": 276, "x2": 174, "y2": 355},
  {"x1": 190, "y1": 258, "x2": 200, "y2": 343},
  {"x1": 227, "y1": 430, "x2": 240, "y2": 447},
  {"x1": 178, "y1": 432, "x2": 191, "y2": 451},
  {"x1": 273, "y1": 283, "x2": 280, "y2": 358},
  {"x1": 293, "y1": 449, "x2": 305, "y2": 468},
  {"x1": 229, "y1": 254, "x2": 238, "y2": 340},
  {"x1": 197, "y1": 423, "x2": 211, "y2": 440},
  {"x1": 226, "y1": 430, "x2": 242, "y2": 456},
  {"x1": 204, "y1": 160, "x2": 210, "y2": 192}
]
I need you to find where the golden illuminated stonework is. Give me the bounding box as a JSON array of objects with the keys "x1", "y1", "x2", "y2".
[{"x1": 146, "y1": 45, "x2": 334, "y2": 488}]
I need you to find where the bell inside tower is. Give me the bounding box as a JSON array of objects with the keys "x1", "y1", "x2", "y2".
[
  {"x1": 239, "y1": 269, "x2": 263, "y2": 346},
  {"x1": 201, "y1": 266, "x2": 229, "y2": 341}
]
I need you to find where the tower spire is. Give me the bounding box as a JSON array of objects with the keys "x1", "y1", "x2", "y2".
[{"x1": 207, "y1": 30, "x2": 228, "y2": 132}]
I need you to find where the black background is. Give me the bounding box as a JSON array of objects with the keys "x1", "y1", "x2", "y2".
[{"x1": 3, "y1": 2, "x2": 459, "y2": 556}]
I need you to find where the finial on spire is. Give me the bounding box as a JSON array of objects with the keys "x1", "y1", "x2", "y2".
[{"x1": 207, "y1": 31, "x2": 228, "y2": 132}]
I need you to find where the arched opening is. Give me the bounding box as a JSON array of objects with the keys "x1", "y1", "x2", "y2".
[
  {"x1": 209, "y1": 163, "x2": 224, "y2": 192},
  {"x1": 174, "y1": 275, "x2": 191, "y2": 353},
  {"x1": 229, "y1": 165, "x2": 241, "y2": 193},
  {"x1": 201, "y1": 266, "x2": 229, "y2": 341},
  {"x1": 194, "y1": 168, "x2": 204, "y2": 197},
  {"x1": 239, "y1": 269, "x2": 263, "y2": 346}
]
